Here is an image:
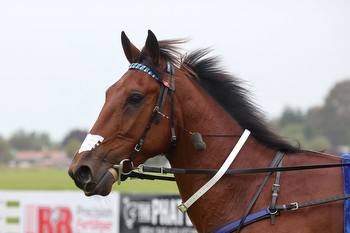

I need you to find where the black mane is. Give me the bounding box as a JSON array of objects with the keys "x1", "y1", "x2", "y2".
[
  {"x1": 182, "y1": 49, "x2": 300, "y2": 153},
  {"x1": 144, "y1": 40, "x2": 300, "y2": 153}
]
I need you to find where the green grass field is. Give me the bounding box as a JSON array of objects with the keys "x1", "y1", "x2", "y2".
[{"x1": 0, "y1": 168, "x2": 179, "y2": 193}]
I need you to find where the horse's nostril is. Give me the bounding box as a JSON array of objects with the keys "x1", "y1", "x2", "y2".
[{"x1": 75, "y1": 166, "x2": 92, "y2": 185}]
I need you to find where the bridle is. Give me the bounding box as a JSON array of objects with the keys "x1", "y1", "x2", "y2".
[
  {"x1": 112, "y1": 61, "x2": 240, "y2": 184},
  {"x1": 113, "y1": 61, "x2": 176, "y2": 184}
]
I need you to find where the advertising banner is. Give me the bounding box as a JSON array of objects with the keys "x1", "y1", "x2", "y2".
[
  {"x1": 0, "y1": 191, "x2": 119, "y2": 233},
  {"x1": 120, "y1": 193, "x2": 196, "y2": 233}
]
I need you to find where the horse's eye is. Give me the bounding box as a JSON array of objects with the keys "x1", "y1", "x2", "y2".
[{"x1": 127, "y1": 93, "x2": 144, "y2": 105}]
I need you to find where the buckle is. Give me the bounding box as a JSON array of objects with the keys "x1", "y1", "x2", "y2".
[
  {"x1": 290, "y1": 202, "x2": 299, "y2": 210},
  {"x1": 178, "y1": 203, "x2": 188, "y2": 213},
  {"x1": 171, "y1": 136, "x2": 177, "y2": 147},
  {"x1": 134, "y1": 144, "x2": 141, "y2": 152},
  {"x1": 160, "y1": 166, "x2": 167, "y2": 175},
  {"x1": 272, "y1": 184, "x2": 280, "y2": 192}
]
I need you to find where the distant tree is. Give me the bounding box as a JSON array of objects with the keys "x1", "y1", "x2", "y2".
[
  {"x1": 9, "y1": 130, "x2": 51, "y2": 150},
  {"x1": 62, "y1": 129, "x2": 87, "y2": 146},
  {"x1": 0, "y1": 136, "x2": 12, "y2": 164},
  {"x1": 279, "y1": 123, "x2": 305, "y2": 148},
  {"x1": 65, "y1": 139, "x2": 81, "y2": 158},
  {"x1": 314, "y1": 80, "x2": 350, "y2": 146},
  {"x1": 279, "y1": 107, "x2": 304, "y2": 129},
  {"x1": 307, "y1": 135, "x2": 331, "y2": 152},
  {"x1": 275, "y1": 80, "x2": 350, "y2": 152},
  {"x1": 279, "y1": 123, "x2": 331, "y2": 151},
  {"x1": 305, "y1": 106, "x2": 323, "y2": 139},
  {"x1": 37, "y1": 133, "x2": 51, "y2": 148}
]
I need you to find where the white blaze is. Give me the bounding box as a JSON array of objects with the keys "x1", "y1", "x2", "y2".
[{"x1": 78, "y1": 134, "x2": 104, "y2": 153}]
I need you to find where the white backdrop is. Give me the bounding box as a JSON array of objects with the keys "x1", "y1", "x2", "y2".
[{"x1": 0, "y1": 191, "x2": 119, "y2": 233}]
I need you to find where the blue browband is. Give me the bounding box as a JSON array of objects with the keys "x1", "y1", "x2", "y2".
[
  {"x1": 129, "y1": 62, "x2": 174, "y2": 90},
  {"x1": 129, "y1": 63, "x2": 161, "y2": 82}
]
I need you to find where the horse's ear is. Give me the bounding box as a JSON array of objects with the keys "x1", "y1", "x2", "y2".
[
  {"x1": 145, "y1": 30, "x2": 160, "y2": 66},
  {"x1": 121, "y1": 31, "x2": 140, "y2": 63}
]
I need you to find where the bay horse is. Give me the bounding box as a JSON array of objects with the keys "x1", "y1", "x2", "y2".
[{"x1": 68, "y1": 30, "x2": 348, "y2": 232}]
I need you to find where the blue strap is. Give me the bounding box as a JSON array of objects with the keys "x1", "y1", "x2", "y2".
[
  {"x1": 212, "y1": 208, "x2": 271, "y2": 233},
  {"x1": 129, "y1": 63, "x2": 161, "y2": 82},
  {"x1": 342, "y1": 155, "x2": 350, "y2": 233}
]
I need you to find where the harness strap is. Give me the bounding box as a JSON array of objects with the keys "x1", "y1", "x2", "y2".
[
  {"x1": 212, "y1": 192, "x2": 350, "y2": 233},
  {"x1": 156, "y1": 85, "x2": 164, "y2": 109},
  {"x1": 270, "y1": 159, "x2": 283, "y2": 224},
  {"x1": 275, "y1": 193, "x2": 350, "y2": 211},
  {"x1": 128, "y1": 171, "x2": 175, "y2": 181},
  {"x1": 212, "y1": 208, "x2": 274, "y2": 233},
  {"x1": 178, "y1": 129, "x2": 251, "y2": 213},
  {"x1": 141, "y1": 162, "x2": 350, "y2": 175},
  {"x1": 235, "y1": 151, "x2": 285, "y2": 233},
  {"x1": 156, "y1": 85, "x2": 168, "y2": 124}
]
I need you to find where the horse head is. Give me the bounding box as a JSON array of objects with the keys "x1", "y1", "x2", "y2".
[{"x1": 68, "y1": 30, "x2": 177, "y2": 196}]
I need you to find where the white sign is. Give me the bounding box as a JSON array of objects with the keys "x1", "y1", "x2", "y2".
[{"x1": 0, "y1": 191, "x2": 119, "y2": 233}]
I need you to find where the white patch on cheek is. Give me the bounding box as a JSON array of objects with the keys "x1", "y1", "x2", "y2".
[{"x1": 78, "y1": 134, "x2": 104, "y2": 154}]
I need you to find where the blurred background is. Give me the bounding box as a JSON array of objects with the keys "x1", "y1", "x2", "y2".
[{"x1": 1, "y1": 0, "x2": 350, "y2": 170}]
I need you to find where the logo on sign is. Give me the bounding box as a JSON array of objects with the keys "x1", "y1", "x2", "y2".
[
  {"x1": 24, "y1": 206, "x2": 72, "y2": 233},
  {"x1": 122, "y1": 196, "x2": 193, "y2": 229}
]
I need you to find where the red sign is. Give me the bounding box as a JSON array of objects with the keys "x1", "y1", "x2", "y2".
[{"x1": 38, "y1": 207, "x2": 72, "y2": 233}]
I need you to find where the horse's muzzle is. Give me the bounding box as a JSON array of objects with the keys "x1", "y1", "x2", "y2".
[{"x1": 68, "y1": 153, "x2": 118, "y2": 196}]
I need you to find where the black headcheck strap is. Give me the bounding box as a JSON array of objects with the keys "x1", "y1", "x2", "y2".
[
  {"x1": 167, "y1": 62, "x2": 177, "y2": 148},
  {"x1": 128, "y1": 62, "x2": 176, "y2": 163}
]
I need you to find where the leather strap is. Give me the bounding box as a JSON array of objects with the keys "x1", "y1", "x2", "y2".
[
  {"x1": 178, "y1": 129, "x2": 251, "y2": 213},
  {"x1": 236, "y1": 151, "x2": 285, "y2": 233},
  {"x1": 270, "y1": 159, "x2": 283, "y2": 224},
  {"x1": 169, "y1": 64, "x2": 176, "y2": 147},
  {"x1": 156, "y1": 85, "x2": 168, "y2": 124},
  {"x1": 142, "y1": 162, "x2": 350, "y2": 175},
  {"x1": 129, "y1": 106, "x2": 160, "y2": 162},
  {"x1": 275, "y1": 193, "x2": 350, "y2": 211}
]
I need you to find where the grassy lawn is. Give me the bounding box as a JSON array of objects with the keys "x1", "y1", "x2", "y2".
[{"x1": 0, "y1": 168, "x2": 179, "y2": 193}]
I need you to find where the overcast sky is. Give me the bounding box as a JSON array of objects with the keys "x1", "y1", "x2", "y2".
[{"x1": 1, "y1": 0, "x2": 350, "y2": 141}]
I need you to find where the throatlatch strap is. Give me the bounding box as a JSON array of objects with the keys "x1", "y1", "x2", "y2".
[{"x1": 169, "y1": 64, "x2": 176, "y2": 147}]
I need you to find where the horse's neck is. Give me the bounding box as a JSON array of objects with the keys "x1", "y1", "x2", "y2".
[{"x1": 167, "y1": 77, "x2": 276, "y2": 232}]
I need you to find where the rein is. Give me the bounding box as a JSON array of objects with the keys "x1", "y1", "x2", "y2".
[
  {"x1": 140, "y1": 160, "x2": 350, "y2": 175},
  {"x1": 120, "y1": 159, "x2": 350, "y2": 183}
]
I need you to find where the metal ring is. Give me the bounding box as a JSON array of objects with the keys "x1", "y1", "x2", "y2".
[
  {"x1": 269, "y1": 209, "x2": 278, "y2": 215},
  {"x1": 119, "y1": 159, "x2": 134, "y2": 176},
  {"x1": 137, "y1": 164, "x2": 145, "y2": 174}
]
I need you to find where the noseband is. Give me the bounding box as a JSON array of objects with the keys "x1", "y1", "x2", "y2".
[{"x1": 113, "y1": 62, "x2": 176, "y2": 184}]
